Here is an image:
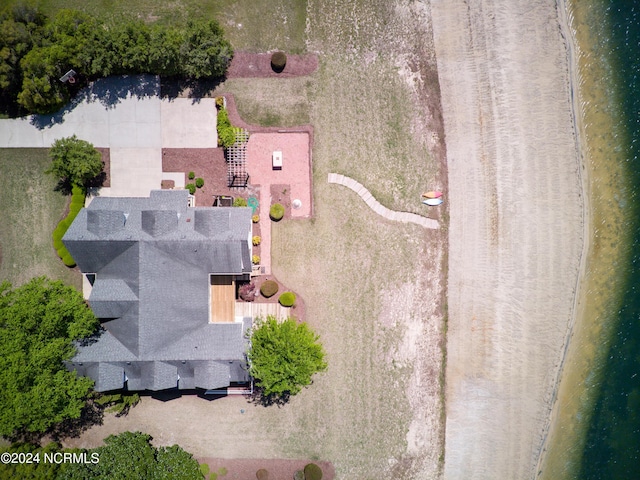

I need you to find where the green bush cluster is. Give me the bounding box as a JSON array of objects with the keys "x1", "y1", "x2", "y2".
[
  {"x1": 271, "y1": 51, "x2": 287, "y2": 73},
  {"x1": 185, "y1": 183, "x2": 196, "y2": 195},
  {"x1": 303, "y1": 463, "x2": 323, "y2": 480},
  {"x1": 195, "y1": 177, "x2": 204, "y2": 188},
  {"x1": 269, "y1": 203, "x2": 285, "y2": 221},
  {"x1": 217, "y1": 107, "x2": 237, "y2": 148},
  {"x1": 278, "y1": 292, "x2": 296, "y2": 307},
  {"x1": 260, "y1": 280, "x2": 279, "y2": 298},
  {"x1": 1, "y1": 6, "x2": 234, "y2": 115},
  {"x1": 233, "y1": 197, "x2": 248, "y2": 207},
  {"x1": 52, "y1": 185, "x2": 85, "y2": 267},
  {"x1": 188, "y1": 171, "x2": 195, "y2": 180}
]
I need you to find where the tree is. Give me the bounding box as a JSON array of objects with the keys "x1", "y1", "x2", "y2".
[
  {"x1": 47, "y1": 135, "x2": 102, "y2": 188},
  {"x1": 0, "y1": 277, "x2": 99, "y2": 438},
  {"x1": 0, "y1": 442, "x2": 66, "y2": 480},
  {"x1": 61, "y1": 431, "x2": 203, "y2": 480},
  {"x1": 180, "y1": 20, "x2": 233, "y2": 79},
  {"x1": 248, "y1": 316, "x2": 327, "y2": 399}
]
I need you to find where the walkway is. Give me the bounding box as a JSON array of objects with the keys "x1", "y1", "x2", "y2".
[{"x1": 327, "y1": 173, "x2": 439, "y2": 229}]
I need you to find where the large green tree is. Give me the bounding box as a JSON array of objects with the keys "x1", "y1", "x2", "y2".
[
  {"x1": 248, "y1": 316, "x2": 328, "y2": 399},
  {"x1": 61, "y1": 431, "x2": 203, "y2": 480},
  {"x1": 0, "y1": 277, "x2": 99, "y2": 438},
  {"x1": 47, "y1": 135, "x2": 102, "y2": 188}
]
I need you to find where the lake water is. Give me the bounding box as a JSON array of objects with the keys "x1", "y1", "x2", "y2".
[{"x1": 539, "y1": 0, "x2": 640, "y2": 478}]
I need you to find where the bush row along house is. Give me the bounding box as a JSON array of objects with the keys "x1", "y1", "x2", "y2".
[{"x1": 63, "y1": 190, "x2": 253, "y2": 392}]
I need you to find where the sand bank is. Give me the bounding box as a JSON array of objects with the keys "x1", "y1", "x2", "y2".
[{"x1": 431, "y1": 1, "x2": 585, "y2": 478}]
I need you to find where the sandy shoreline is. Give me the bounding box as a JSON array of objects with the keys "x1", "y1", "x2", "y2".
[{"x1": 431, "y1": 0, "x2": 585, "y2": 478}]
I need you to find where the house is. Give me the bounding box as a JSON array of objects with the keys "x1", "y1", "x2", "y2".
[{"x1": 63, "y1": 190, "x2": 253, "y2": 392}]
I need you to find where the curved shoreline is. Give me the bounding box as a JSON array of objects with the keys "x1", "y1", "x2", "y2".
[{"x1": 533, "y1": 0, "x2": 591, "y2": 474}]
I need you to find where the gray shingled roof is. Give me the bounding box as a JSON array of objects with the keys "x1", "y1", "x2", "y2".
[{"x1": 64, "y1": 190, "x2": 253, "y2": 392}]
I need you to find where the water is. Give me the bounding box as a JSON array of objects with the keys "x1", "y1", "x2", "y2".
[{"x1": 540, "y1": 1, "x2": 640, "y2": 478}]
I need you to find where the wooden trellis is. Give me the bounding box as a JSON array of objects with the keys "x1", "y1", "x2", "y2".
[{"x1": 226, "y1": 128, "x2": 250, "y2": 188}]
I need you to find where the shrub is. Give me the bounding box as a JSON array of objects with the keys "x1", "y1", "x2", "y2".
[
  {"x1": 217, "y1": 107, "x2": 236, "y2": 147},
  {"x1": 252, "y1": 214, "x2": 260, "y2": 223},
  {"x1": 252, "y1": 255, "x2": 260, "y2": 265},
  {"x1": 185, "y1": 183, "x2": 196, "y2": 195},
  {"x1": 233, "y1": 197, "x2": 248, "y2": 207},
  {"x1": 260, "y1": 280, "x2": 279, "y2": 298},
  {"x1": 61, "y1": 253, "x2": 76, "y2": 267},
  {"x1": 256, "y1": 469, "x2": 269, "y2": 480},
  {"x1": 188, "y1": 171, "x2": 195, "y2": 180},
  {"x1": 52, "y1": 187, "x2": 85, "y2": 268},
  {"x1": 303, "y1": 463, "x2": 323, "y2": 480},
  {"x1": 252, "y1": 236, "x2": 261, "y2": 246},
  {"x1": 200, "y1": 464, "x2": 210, "y2": 476},
  {"x1": 271, "y1": 51, "x2": 287, "y2": 73},
  {"x1": 269, "y1": 203, "x2": 285, "y2": 221},
  {"x1": 215, "y1": 96, "x2": 225, "y2": 108},
  {"x1": 195, "y1": 177, "x2": 204, "y2": 188},
  {"x1": 293, "y1": 470, "x2": 305, "y2": 480},
  {"x1": 238, "y1": 283, "x2": 256, "y2": 302},
  {"x1": 278, "y1": 292, "x2": 296, "y2": 307}
]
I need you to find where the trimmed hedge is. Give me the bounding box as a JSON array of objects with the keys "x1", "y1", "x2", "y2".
[
  {"x1": 52, "y1": 185, "x2": 85, "y2": 268},
  {"x1": 233, "y1": 197, "x2": 248, "y2": 207},
  {"x1": 260, "y1": 280, "x2": 279, "y2": 298},
  {"x1": 185, "y1": 183, "x2": 196, "y2": 195},
  {"x1": 195, "y1": 177, "x2": 204, "y2": 188},
  {"x1": 303, "y1": 463, "x2": 323, "y2": 480},
  {"x1": 271, "y1": 51, "x2": 287, "y2": 73},
  {"x1": 278, "y1": 292, "x2": 296, "y2": 307},
  {"x1": 269, "y1": 203, "x2": 285, "y2": 221},
  {"x1": 217, "y1": 107, "x2": 236, "y2": 147}
]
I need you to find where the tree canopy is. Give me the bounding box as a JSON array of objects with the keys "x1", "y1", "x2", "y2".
[
  {"x1": 47, "y1": 135, "x2": 103, "y2": 188},
  {"x1": 61, "y1": 431, "x2": 203, "y2": 480},
  {"x1": 0, "y1": 277, "x2": 99, "y2": 438},
  {"x1": 0, "y1": 5, "x2": 233, "y2": 115},
  {"x1": 248, "y1": 316, "x2": 327, "y2": 399}
]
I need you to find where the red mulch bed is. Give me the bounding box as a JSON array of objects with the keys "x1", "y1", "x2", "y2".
[
  {"x1": 227, "y1": 52, "x2": 318, "y2": 79},
  {"x1": 162, "y1": 148, "x2": 262, "y2": 207},
  {"x1": 95, "y1": 147, "x2": 110, "y2": 188},
  {"x1": 198, "y1": 458, "x2": 335, "y2": 480},
  {"x1": 269, "y1": 184, "x2": 293, "y2": 220}
]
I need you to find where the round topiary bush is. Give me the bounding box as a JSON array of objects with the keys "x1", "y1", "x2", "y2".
[
  {"x1": 252, "y1": 214, "x2": 260, "y2": 223},
  {"x1": 185, "y1": 183, "x2": 196, "y2": 195},
  {"x1": 252, "y1": 236, "x2": 261, "y2": 246},
  {"x1": 303, "y1": 463, "x2": 323, "y2": 480},
  {"x1": 269, "y1": 203, "x2": 285, "y2": 221},
  {"x1": 252, "y1": 255, "x2": 260, "y2": 265},
  {"x1": 256, "y1": 468, "x2": 269, "y2": 480},
  {"x1": 270, "y1": 51, "x2": 287, "y2": 73},
  {"x1": 260, "y1": 280, "x2": 279, "y2": 298},
  {"x1": 278, "y1": 292, "x2": 296, "y2": 307},
  {"x1": 195, "y1": 177, "x2": 204, "y2": 188},
  {"x1": 188, "y1": 171, "x2": 195, "y2": 180}
]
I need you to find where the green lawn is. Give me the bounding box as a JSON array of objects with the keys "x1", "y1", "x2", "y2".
[
  {"x1": 4, "y1": 0, "x2": 308, "y2": 53},
  {"x1": 0, "y1": 149, "x2": 80, "y2": 289}
]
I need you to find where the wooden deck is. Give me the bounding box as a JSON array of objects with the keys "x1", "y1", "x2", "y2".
[
  {"x1": 209, "y1": 276, "x2": 235, "y2": 323},
  {"x1": 234, "y1": 302, "x2": 291, "y2": 320}
]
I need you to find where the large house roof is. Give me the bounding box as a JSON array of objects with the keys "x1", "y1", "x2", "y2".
[{"x1": 63, "y1": 190, "x2": 253, "y2": 392}]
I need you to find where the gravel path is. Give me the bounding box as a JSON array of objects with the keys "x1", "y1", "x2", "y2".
[
  {"x1": 432, "y1": 1, "x2": 584, "y2": 478},
  {"x1": 327, "y1": 173, "x2": 439, "y2": 229}
]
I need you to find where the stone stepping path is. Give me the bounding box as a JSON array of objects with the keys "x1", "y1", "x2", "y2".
[{"x1": 327, "y1": 173, "x2": 439, "y2": 229}]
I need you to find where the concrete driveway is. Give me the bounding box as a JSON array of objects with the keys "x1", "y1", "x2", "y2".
[{"x1": 0, "y1": 75, "x2": 217, "y2": 198}]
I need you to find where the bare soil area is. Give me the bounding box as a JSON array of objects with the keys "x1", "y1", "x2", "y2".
[{"x1": 432, "y1": 1, "x2": 584, "y2": 478}]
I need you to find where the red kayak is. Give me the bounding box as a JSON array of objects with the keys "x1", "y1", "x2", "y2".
[{"x1": 422, "y1": 191, "x2": 442, "y2": 199}]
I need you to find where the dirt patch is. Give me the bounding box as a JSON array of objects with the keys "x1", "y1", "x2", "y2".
[
  {"x1": 198, "y1": 458, "x2": 334, "y2": 480},
  {"x1": 227, "y1": 52, "x2": 319, "y2": 79}
]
